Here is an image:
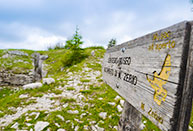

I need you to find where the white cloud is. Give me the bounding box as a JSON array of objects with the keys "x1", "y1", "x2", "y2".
[
  {"x1": 0, "y1": 23, "x2": 67, "y2": 50},
  {"x1": 81, "y1": 11, "x2": 136, "y2": 46}
]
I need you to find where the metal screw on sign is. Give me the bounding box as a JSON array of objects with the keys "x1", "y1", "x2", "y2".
[
  {"x1": 121, "y1": 48, "x2": 126, "y2": 53},
  {"x1": 116, "y1": 83, "x2": 120, "y2": 88}
]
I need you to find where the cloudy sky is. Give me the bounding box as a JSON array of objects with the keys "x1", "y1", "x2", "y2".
[{"x1": 0, "y1": 0, "x2": 192, "y2": 50}]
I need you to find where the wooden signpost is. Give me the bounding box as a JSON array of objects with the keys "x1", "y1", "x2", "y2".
[{"x1": 102, "y1": 21, "x2": 193, "y2": 131}]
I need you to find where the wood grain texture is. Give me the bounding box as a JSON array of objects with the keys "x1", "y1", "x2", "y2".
[
  {"x1": 102, "y1": 21, "x2": 193, "y2": 131},
  {"x1": 175, "y1": 21, "x2": 193, "y2": 131}
]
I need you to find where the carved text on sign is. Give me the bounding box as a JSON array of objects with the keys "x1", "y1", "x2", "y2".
[{"x1": 103, "y1": 67, "x2": 137, "y2": 86}]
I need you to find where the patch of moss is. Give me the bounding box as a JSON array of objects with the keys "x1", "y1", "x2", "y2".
[
  {"x1": 61, "y1": 98, "x2": 76, "y2": 103},
  {"x1": 66, "y1": 87, "x2": 75, "y2": 91},
  {"x1": 80, "y1": 79, "x2": 90, "y2": 83}
]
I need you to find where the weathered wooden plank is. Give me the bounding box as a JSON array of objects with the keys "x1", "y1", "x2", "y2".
[
  {"x1": 175, "y1": 21, "x2": 193, "y2": 131},
  {"x1": 102, "y1": 21, "x2": 193, "y2": 130}
]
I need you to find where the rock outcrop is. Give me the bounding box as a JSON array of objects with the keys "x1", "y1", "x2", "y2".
[
  {"x1": 32, "y1": 53, "x2": 48, "y2": 82},
  {"x1": 0, "y1": 52, "x2": 48, "y2": 86},
  {"x1": 0, "y1": 71, "x2": 34, "y2": 86}
]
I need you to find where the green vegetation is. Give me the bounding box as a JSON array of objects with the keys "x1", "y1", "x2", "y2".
[
  {"x1": 80, "y1": 79, "x2": 90, "y2": 83},
  {"x1": 61, "y1": 49, "x2": 88, "y2": 67},
  {"x1": 66, "y1": 87, "x2": 75, "y2": 91},
  {"x1": 108, "y1": 38, "x2": 116, "y2": 48},
  {"x1": 52, "y1": 89, "x2": 63, "y2": 95},
  {"x1": 64, "y1": 26, "x2": 83, "y2": 50},
  {"x1": 47, "y1": 42, "x2": 65, "y2": 50},
  {"x1": 60, "y1": 98, "x2": 76, "y2": 103}
]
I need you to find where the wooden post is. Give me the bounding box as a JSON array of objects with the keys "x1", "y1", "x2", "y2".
[{"x1": 118, "y1": 101, "x2": 142, "y2": 131}]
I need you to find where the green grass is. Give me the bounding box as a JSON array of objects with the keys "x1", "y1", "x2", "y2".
[
  {"x1": 60, "y1": 98, "x2": 76, "y2": 103},
  {"x1": 66, "y1": 87, "x2": 75, "y2": 91},
  {"x1": 52, "y1": 89, "x2": 63, "y2": 95},
  {"x1": 0, "y1": 84, "x2": 57, "y2": 117},
  {"x1": 80, "y1": 89, "x2": 93, "y2": 94},
  {"x1": 87, "y1": 63, "x2": 101, "y2": 71},
  {"x1": 142, "y1": 117, "x2": 161, "y2": 131},
  {"x1": 0, "y1": 50, "x2": 33, "y2": 74},
  {"x1": 0, "y1": 87, "x2": 13, "y2": 99},
  {"x1": 80, "y1": 79, "x2": 90, "y2": 83},
  {"x1": 33, "y1": 93, "x2": 44, "y2": 97},
  {"x1": 4, "y1": 110, "x2": 48, "y2": 130}
]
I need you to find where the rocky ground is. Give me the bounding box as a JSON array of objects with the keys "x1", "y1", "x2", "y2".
[{"x1": 0, "y1": 48, "x2": 124, "y2": 131}]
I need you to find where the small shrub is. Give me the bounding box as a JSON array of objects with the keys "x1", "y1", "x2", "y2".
[
  {"x1": 108, "y1": 38, "x2": 116, "y2": 48},
  {"x1": 62, "y1": 50, "x2": 88, "y2": 67},
  {"x1": 64, "y1": 26, "x2": 83, "y2": 50}
]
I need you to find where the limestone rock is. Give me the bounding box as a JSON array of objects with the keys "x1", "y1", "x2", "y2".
[
  {"x1": 62, "y1": 103, "x2": 68, "y2": 108},
  {"x1": 91, "y1": 50, "x2": 95, "y2": 56},
  {"x1": 57, "y1": 129, "x2": 66, "y2": 131},
  {"x1": 8, "y1": 51, "x2": 28, "y2": 56},
  {"x1": 11, "y1": 122, "x2": 19, "y2": 129},
  {"x1": 23, "y1": 82, "x2": 42, "y2": 89},
  {"x1": 114, "y1": 95, "x2": 121, "y2": 101},
  {"x1": 56, "y1": 115, "x2": 64, "y2": 121},
  {"x1": 95, "y1": 125, "x2": 104, "y2": 131},
  {"x1": 55, "y1": 123, "x2": 60, "y2": 127},
  {"x1": 19, "y1": 94, "x2": 29, "y2": 98},
  {"x1": 74, "y1": 126, "x2": 79, "y2": 131},
  {"x1": 32, "y1": 53, "x2": 48, "y2": 82},
  {"x1": 0, "y1": 71, "x2": 34, "y2": 86},
  {"x1": 2, "y1": 54, "x2": 10, "y2": 58},
  {"x1": 108, "y1": 102, "x2": 116, "y2": 106},
  {"x1": 43, "y1": 78, "x2": 55, "y2": 85},
  {"x1": 26, "y1": 123, "x2": 32, "y2": 126},
  {"x1": 120, "y1": 100, "x2": 124, "y2": 107},
  {"x1": 99, "y1": 112, "x2": 107, "y2": 119},
  {"x1": 34, "y1": 121, "x2": 49, "y2": 131},
  {"x1": 117, "y1": 105, "x2": 123, "y2": 112},
  {"x1": 29, "y1": 112, "x2": 40, "y2": 120},
  {"x1": 67, "y1": 110, "x2": 79, "y2": 114},
  {"x1": 113, "y1": 126, "x2": 118, "y2": 130},
  {"x1": 98, "y1": 97, "x2": 103, "y2": 100},
  {"x1": 140, "y1": 123, "x2": 145, "y2": 130}
]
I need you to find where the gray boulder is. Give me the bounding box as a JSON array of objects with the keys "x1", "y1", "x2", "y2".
[
  {"x1": 43, "y1": 78, "x2": 55, "y2": 85},
  {"x1": 8, "y1": 51, "x2": 28, "y2": 56},
  {"x1": 34, "y1": 121, "x2": 49, "y2": 131},
  {"x1": 23, "y1": 82, "x2": 42, "y2": 89}
]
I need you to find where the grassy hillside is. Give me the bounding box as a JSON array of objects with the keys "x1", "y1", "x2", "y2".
[{"x1": 0, "y1": 48, "x2": 192, "y2": 130}]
